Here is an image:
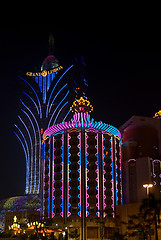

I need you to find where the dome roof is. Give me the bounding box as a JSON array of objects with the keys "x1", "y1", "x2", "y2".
[
  {"x1": 41, "y1": 55, "x2": 59, "y2": 71},
  {"x1": 0, "y1": 195, "x2": 40, "y2": 211}
]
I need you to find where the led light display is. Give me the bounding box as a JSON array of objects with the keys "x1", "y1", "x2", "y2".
[
  {"x1": 78, "y1": 132, "x2": 82, "y2": 217},
  {"x1": 67, "y1": 133, "x2": 71, "y2": 217},
  {"x1": 60, "y1": 134, "x2": 64, "y2": 218},
  {"x1": 52, "y1": 137, "x2": 56, "y2": 218},
  {"x1": 95, "y1": 133, "x2": 100, "y2": 217}
]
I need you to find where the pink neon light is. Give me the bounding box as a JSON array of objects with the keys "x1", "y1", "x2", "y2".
[
  {"x1": 67, "y1": 133, "x2": 71, "y2": 217},
  {"x1": 115, "y1": 138, "x2": 119, "y2": 205},
  {"x1": 44, "y1": 113, "x2": 121, "y2": 140},
  {"x1": 102, "y1": 135, "x2": 106, "y2": 213},
  {"x1": 78, "y1": 132, "x2": 81, "y2": 217},
  {"x1": 43, "y1": 143, "x2": 45, "y2": 217},
  {"x1": 52, "y1": 137, "x2": 55, "y2": 218},
  {"x1": 111, "y1": 137, "x2": 115, "y2": 215},
  {"x1": 119, "y1": 141, "x2": 123, "y2": 204},
  {"x1": 85, "y1": 132, "x2": 89, "y2": 217},
  {"x1": 95, "y1": 133, "x2": 100, "y2": 217},
  {"x1": 61, "y1": 134, "x2": 64, "y2": 218},
  {"x1": 128, "y1": 159, "x2": 136, "y2": 162},
  {"x1": 48, "y1": 138, "x2": 51, "y2": 219}
]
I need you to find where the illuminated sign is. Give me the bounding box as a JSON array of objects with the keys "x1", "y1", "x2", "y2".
[{"x1": 26, "y1": 66, "x2": 63, "y2": 77}]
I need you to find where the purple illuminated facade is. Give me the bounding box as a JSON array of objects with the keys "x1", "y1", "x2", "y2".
[{"x1": 41, "y1": 97, "x2": 123, "y2": 238}]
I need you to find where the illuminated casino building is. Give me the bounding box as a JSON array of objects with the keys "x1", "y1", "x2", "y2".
[
  {"x1": 41, "y1": 96, "x2": 123, "y2": 239},
  {"x1": 14, "y1": 35, "x2": 87, "y2": 195}
]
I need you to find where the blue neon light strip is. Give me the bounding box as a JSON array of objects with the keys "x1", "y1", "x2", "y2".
[
  {"x1": 20, "y1": 99, "x2": 41, "y2": 193},
  {"x1": 20, "y1": 110, "x2": 37, "y2": 194},
  {"x1": 39, "y1": 76, "x2": 43, "y2": 92},
  {"x1": 22, "y1": 92, "x2": 40, "y2": 115},
  {"x1": 14, "y1": 131, "x2": 29, "y2": 194},
  {"x1": 14, "y1": 125, "x2": 30, "y2": 194},
  {"x1": 48, "y1": 83, "x2": 68, "y2": 113},
  {"x1": 43, "y1": 76, "x2": 47, "y2": 103},
  {"x1": 53, "y1": 101, "x2": 69, "y2": 125},
  {"x1": 48, "y1": 140, "x2": 51, "y2": 218},
  {"x1": 52, "y1": 137, "x2": 55, "y2": 218},
  {"x1": 62, "y1": 109, "x2": 71, "y2": 122},
  {"x1": 47, "y1": 74, "x2": 50, "y2": 91},
  {"x1": 46, "y1": 65, "x2": 73, "y2": 118},
  {"x1": 18, "y1": 115, "x2": 33, "y2": 194},
  {"x1": 35, "y1": 76, "x2": 38, "y2": 84},
  {"x1": 48, "y1": 91, "x2": 69, "y2": 127},
  {"x1": 18, "y1": 76, "x2": 42, "y2": 118}
]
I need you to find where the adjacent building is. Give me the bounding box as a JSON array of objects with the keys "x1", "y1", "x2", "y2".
[{"x1": 120, "y1": 113, "x2": 161, "y2": 204}]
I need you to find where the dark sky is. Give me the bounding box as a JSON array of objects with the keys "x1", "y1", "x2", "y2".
[{"x1": 0, "y1": 27, "x2": 160, "y2": 200}]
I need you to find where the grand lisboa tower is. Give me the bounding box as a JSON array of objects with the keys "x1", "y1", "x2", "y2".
[
  {"x1": 41, "y1": 96, "x2": 123, "y2": 239},
  {"x1": 14, "y1": 35, "x2": 87, "y2": 195}
]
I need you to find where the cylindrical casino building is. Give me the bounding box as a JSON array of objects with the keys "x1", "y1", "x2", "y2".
[{"x1": 41, "y1": 97, "x2": 123, "y2": 239}]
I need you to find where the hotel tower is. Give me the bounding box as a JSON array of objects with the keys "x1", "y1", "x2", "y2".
[{"x1": 14, "y1": 35, "x2": 87, "y2": 195}]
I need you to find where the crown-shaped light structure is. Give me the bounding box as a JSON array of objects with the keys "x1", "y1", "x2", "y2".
[
  {"x1": 153, "y1": 110, "x2": 161, "y2": 119},
  {"x1": 70, "y1": 96, "x2": 93, "y2": 114}
]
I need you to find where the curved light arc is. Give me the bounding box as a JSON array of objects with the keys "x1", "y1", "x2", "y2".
[
  {"x1": 21, "y1": 109, "x2": 37, "y2": 194},
  {"x1": 14, "y1": 131, "x2": 29, "y2": 194},
  {"x1": 48, "y1": 90, "x2": 70, "y2": 128},
  {"x1": 53, "y1": 101, "x2": 68, "y2": 125},
  {"x1": 18, "y1": 76, "x2": 42, "y2": 118},
  {"x1": 18, "y1": 115, "x2": 33, "y2": 194},
  {"x1": 46, "y1": 65, "x2": 73, "y2": 118},
  {"x1": 48, "y1": 83, "x2": 68, "y2": 114},
  {"x1": 14, "y1": 125, "x2": 30, "y2": 193},
  {"x1": 22, "y1": 92, "x2": 40, "y2": 115},
  {"x1": 20, "y1": 99, "x2": 41, "y2": 193}
]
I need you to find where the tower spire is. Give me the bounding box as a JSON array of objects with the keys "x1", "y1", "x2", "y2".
[{"x1": 49, "y1": 34, "x2": 54, "y2": 55}]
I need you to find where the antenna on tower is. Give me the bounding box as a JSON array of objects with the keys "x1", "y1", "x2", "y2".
[{"x1": 49, "y1": 34, "x2": 54, "y2": 55}]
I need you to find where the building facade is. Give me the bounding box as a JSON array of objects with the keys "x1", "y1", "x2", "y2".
[
  {"x1": 41, "y1": 97, "x2": 123, "y2": 239},
  {"x1": 120, "y1": 114, "x2": 161, "y2": 203}
]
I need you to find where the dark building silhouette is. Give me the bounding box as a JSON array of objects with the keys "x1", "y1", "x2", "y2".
[{"x1": 120, "y1": 114, "x2": 161, "y2": 203}]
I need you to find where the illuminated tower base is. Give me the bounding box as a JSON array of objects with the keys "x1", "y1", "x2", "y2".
[{"x1": 41, "y1": 97, "x2": 123, "y2": 239}]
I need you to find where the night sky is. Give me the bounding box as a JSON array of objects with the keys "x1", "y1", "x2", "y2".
[{"x1": 0, "y1": 27, "x2": 160, "y2": 200}]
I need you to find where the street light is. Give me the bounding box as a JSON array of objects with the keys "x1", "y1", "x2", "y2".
[{"x1": 143, "y1": 184, "x2": 153, "y2": 197}]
